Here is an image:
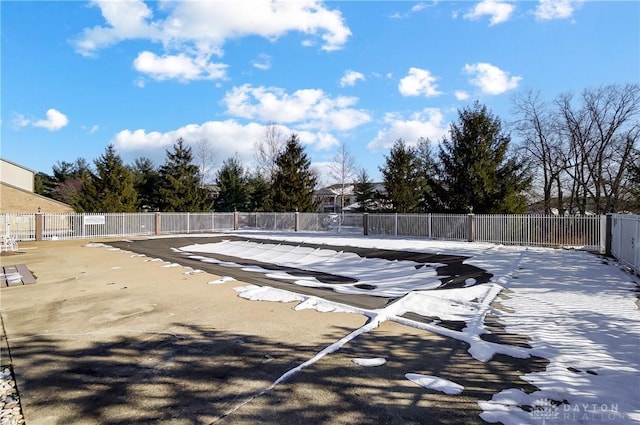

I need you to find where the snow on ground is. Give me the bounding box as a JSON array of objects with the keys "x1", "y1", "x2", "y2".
[
  {"x1": 175, "y1": 231, "x2": 640, "y2": 424},
  {"x1": 405, "y1": 373, "x2": 465, "y2": 395},
  {"x1": 352, "y1": 357, "x2": 387, "y2": 367}
]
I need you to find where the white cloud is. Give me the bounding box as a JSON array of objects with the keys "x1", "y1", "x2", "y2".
[
  {"x1": 464, "y1": 0, "x2": 515, "y2": 26},
  {"x1": 111, "y1": 120, "x2": 340, "y2": 172},
  {"x1": 411, "y1": 3, "x2": 429, "y2": 13},
  {"x1": 24, "y1": 109, "x2": 69, "y2": 131},
  {"x1": 74, "y1": 0, "x2": 158, "y2": 56},
  {"x1": 74, "y1": 0, "x2": 351, "y2": 81},
  {"x1": 82, "y1": 124, "x2": 100, "y2": 134},
  {"x1": 133, "y1": 51, "x2": 227, "y2": 81},
  {"x1": 112, "y1": 120, "x2": 266, "y2": 161},
  {"x1": 11, "y1": 114, "x2": 31, "y2": 129},
  {"x1": 223, "y1": 84, "x2": 371, "y2": 132},
  {"x1": 464, "y1": 62, "x2": 522, "y2": 95},
  {"x1": 367, "y1": 108, "x2": 447, "y2": 151},
  {"x1": 455, "y1": 90, "x2": 470, "y2": 101},
  {"x1": 252, "y1": 54, "x2": 271, "y2": 71},
  {"x1": 340, "y1": 70, "x2": 365, "y2": 87},
  {"x1": 398, "y1": 68, "x2": 441, "y2": 97},
  {"x1": 535, "y1": 0, "x2": 583, "y2": 21}
]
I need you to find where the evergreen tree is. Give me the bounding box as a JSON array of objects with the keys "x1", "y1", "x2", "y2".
[
  {"x1": 246, "y1": 172, "x2": 272, "y2": 211},
  {"x1": 131, "y1": 157, "x2": 162, "y2": 211},
  {"x1": 34, "y1": 172, "x2": 55, "y2": 198},
  {"x1": 436, "y1": 102, "x2": 531, "y2": 213},
  {"x1": 158, "y1": 138, "x2": 213, "y2": 212},
  {"x1": 416, "y1": 137, "x2": 440, "y2": 212},
  {"x1": 75, "y1": 144, "x2": 138, "y2": 212},
  {"x1": 49, "y1": 158, "x2": 91, "y2": 205},
  {"x1": 380, "y1": 139, "x2": 421, "y2": 213},
  {"x1": 271, "y1": 134, "x2": 318, "y2": 212},
  {"x1": 215, "y1": 156, "x2": 248, "y2": 211},
  {"x1": 353, "y1": 167, "x2": 375, "y2": 212}
]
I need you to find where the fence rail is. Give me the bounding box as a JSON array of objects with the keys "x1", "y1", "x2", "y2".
[{"x1": 1, "y1": 212, "x2": 638, "y2": 274}]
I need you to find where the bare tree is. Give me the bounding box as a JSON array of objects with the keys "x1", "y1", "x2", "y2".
[
  {"x1": 254, "y1": 122, "x2": 285, "y2": 181},
  {"x1": 556, "y1": 84, "x2": 640, "y2": 213},
  {"x1": 193, "y1": 138, "x2": 217, "y2": 185},
  {"x1": 328, "y1": 141, "x2": 358, "y2": 211},
  {"x1": 512, "y1": 89, "x2": 569, "y2": 214}
]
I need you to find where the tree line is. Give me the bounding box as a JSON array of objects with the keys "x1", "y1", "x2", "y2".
[
  {"x1": 34, "y1": 83, "x2": 640, "y2": 215},
  {"x1": 35, "y1": 135, "x2": 319, "y2": 213}
]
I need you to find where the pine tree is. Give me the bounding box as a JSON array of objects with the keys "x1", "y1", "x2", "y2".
[
  {"x1": 246, "y1": 172, "x2": 272, "y2": 211},
  {"x1": 158, "y1": 138, "x2": 213, "y2": 212},
  {"x1": 50, "y1": 158, "x2": 91, "y2": 205},
  {"x1": 271, "y1": 134, "x2": 318, "y2": 212},
  {"x1": 75, "y1": 144, "x2": 138, "y2": 212},
  {"x1": 34, "y1": 172, "x2": 55, "y2": 198},
  {"x1": 353, "y1": 167, "x2": 375, "y2": 212},
  {"x1": 131, "y1": 157, "x2": 162, "y2": 211},
  {"x1": 215, "y1": 156, "x2": 248, "y2": 211},
  {"x1": 380, "y1": 139, "x2": 421, "y2": 213},
  {"x1": 436, "y1": 102, "x2": 531, "y2": 213},
  {"x1": 416, "y1": 137, "x2": 440, "y2": 212}
]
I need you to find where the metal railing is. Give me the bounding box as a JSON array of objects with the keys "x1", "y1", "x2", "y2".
[
  {"x1": 364, "y1": 213, "x2": 604, "y2": 251},
  {"x1": 2, "y1": 212, "x2": 638, "y2": 272},
  {"x1": 610, "y1": 214, "x2": 640, "y2": 275},
  {"x1": 474, "y1": 214, "x2": 604, "y2": 251}
]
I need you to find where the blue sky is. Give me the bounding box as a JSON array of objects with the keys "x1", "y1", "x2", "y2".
[{"x1": 2, "y1": 0, "x2": 638, "y2": 185}]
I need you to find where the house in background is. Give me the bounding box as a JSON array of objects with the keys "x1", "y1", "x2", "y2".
[
  {"x1": 314, "y1": 183, "x2": 387, "y2": 213},
  {"x1": 0, "y1": 158, "x2": 73, "y2": 213}
]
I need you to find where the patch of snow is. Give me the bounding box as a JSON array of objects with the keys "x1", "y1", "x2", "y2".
[
  {"x1": 84, "y1": 243, "x2": 111, "y2": 248},
  {"x1": 180, "y1": 240, "x2": 448, "y2": 297},
  {"x1": 405, "y1": 373, "x2": 464, "y2": 395},
  {"x1": 234, "y1": 285, "x2": 306, "y2": 304},
  {"x1": 352, "y1": 357, "x2": 386, "y2": 367}
]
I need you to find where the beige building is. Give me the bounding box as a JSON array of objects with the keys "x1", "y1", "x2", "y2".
[{"x1": 0, "y1": 158, "x2": 73, "y2": 213}]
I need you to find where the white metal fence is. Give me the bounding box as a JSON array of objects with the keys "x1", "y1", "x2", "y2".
[
  {"x1": 473, "y1": 214, "x2": 605, "y2": 251},
  {"x1": 610, "y1": 214, "x2": 640, "y2": 275},
  {"x1": 159, "y1": 212, "x2": 234, "y2": 234},
  {"x1": 1, "y1": 212, "x2": 638, "y2": 274},
  {"x1": 367, "y1": 213, "x2": 468, "y2": 240},
  {"x1": 237, "y1": 212, "x2": 296, "y2": 231},
  {"x1": 364, "y1": 213, "x2": 604, "y2": 251}
]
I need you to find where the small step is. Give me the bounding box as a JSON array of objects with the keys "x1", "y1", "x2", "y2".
[{"x1": 1, "y1": 264, "x2": 37, "y2": 287}]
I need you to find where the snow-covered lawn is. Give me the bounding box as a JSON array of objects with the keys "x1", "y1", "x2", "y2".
[{"x1": 178, "y1": 232, "x2": 640, "y2": 424}]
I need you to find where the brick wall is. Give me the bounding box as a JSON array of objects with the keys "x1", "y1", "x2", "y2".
[{"x1": 0, "y1": 183, "x2": 73, "y2": 213}]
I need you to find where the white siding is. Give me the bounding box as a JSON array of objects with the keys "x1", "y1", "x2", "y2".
[{"x1": 0, "y1": 159, "x2": 34, "y2": 192}]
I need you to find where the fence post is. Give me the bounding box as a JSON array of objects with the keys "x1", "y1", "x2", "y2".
[
  {"x1": 363, "y1": 213, "x2": 369, "y2": 236},
  {"x1": 467, "y1": 213, "x2": 475, "y2": 242},
  {"x1": 35, "y1": 213, "x2": 43, "y2": 241},
  {"x1": 233, "y1": 211, "x2": 239, "y2": 231},
  {"x1": 635, "y1": 218, "x2": 640, "y2": 276},
  {"x1": 155, "y1": 213, "x2": 161, "y2": 235},
  {"x1": 294, "y1": 212, "x2": 300, "y2": 232},
  {"x1": 394, "y1": 213, "x2": 398, "y2": 236},
  {"x1": 604, "y1": 213, "x2": 613, "y2": 256}
]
